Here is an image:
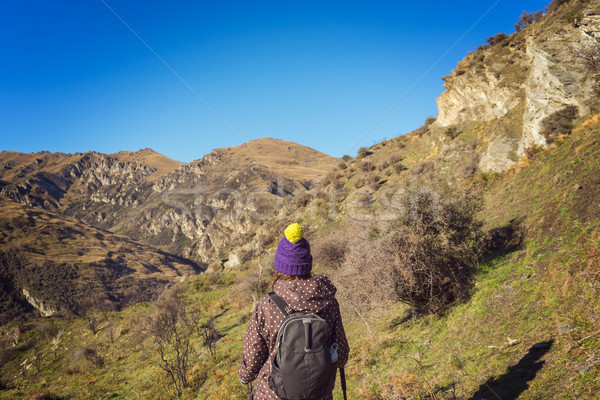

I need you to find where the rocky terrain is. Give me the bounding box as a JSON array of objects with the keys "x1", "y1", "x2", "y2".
[{"x1": 436, "y1": 0, "x2": 600, "y2": 171}]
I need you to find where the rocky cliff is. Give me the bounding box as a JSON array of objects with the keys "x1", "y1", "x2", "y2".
[{"x1": 435, "y1": 0, "x2": 600, "y2": 171}]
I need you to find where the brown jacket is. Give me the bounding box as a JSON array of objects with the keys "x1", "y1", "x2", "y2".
[{"x1": 239, "y1": 275, "x2": 349, "y2": 400}]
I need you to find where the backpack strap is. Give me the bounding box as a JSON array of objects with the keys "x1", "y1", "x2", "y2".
[{"x1": 267, "y1": 292, "x2": 293, "y2": 317}]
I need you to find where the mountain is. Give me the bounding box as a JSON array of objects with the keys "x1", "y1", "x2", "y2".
[
  {"x1": 0, "y1": 139, "x2": 339, "y2": 265},
  {"x1": 0, "y1": 148, "x2": 181, "y2": 211}
]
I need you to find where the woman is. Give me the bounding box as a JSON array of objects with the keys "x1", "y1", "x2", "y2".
[{"x1": 239, "y1": 223, "x2": 350, "y2": 400}]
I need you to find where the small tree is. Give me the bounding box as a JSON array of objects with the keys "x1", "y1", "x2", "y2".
[
  {"x1": 147, "y1": 287, "x2": 195, "y2": 397},
  {"x1": 84, "y1": 315, "x2": 100, "y2": 335},
  {"x1": 198, "y1": 317, "x2": 221, "y2": 359},
  {"x1": 515, "y1": 10, "x2": 543, "y2": 31}
]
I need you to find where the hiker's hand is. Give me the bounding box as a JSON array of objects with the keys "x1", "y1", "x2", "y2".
[{"x1": 239, "y1": 377, "x2": 249, "y2": 385}]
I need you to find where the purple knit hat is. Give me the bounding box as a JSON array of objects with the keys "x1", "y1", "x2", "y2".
[{"x1": 274, "y1": 223, "x2": 313, "y2": 276}]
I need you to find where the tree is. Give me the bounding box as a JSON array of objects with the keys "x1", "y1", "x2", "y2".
[
  {"x1": 197, "y1": 317, "x2": 221, "y2": 359},
  {"x1": 147, "y1": 287, "x2": 195, "y2": 397}
]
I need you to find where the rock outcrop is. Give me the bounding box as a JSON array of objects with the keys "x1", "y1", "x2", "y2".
[{"x1": 435, "y1": 0, "x2": 600, "y2": 172}]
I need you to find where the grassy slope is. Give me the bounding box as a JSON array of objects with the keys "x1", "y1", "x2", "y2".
[{"x1": 1, "y1": 116, "x2": 598, "y2": 399}]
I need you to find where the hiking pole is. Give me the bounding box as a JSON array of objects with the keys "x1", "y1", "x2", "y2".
[
  {"x1": 247, "y1": 382, "x2": 253, "y2": 400},
  {"x1": 340, "y1": 367, "x2": 347, "y2": 400}
]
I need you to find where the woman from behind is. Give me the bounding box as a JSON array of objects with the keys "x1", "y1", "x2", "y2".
[{"x1": 239, "y1": 223, "x2": 349, "y2": 400}]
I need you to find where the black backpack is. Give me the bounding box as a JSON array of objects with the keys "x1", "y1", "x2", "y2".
[{"x1": 261, "y1": 291, "x2": 347, "y2": 400}]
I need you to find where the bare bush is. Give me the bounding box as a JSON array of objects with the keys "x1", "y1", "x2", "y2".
[
  {"x1": 411, "y1": 161, "x2": 434, "y2": 176},
  {"x1": 147, "y1": 286, "x2": 197, "y2": 397},
  {"x1": 393, "y1": 163, "x2": 407, "y2": 174},
  {"x1": 357, "y1": 147, "x2": 371, "y2": 158},
  {"x1": 84, "y1": 315, "x2": 101, "y2": 335},
  {"x1": 365, "y1": 174, "x2": 381, "y2": 191},
  {"x1": 336, "y1": 186, "x2": 483, "y2": 315},
  {"x1": 577, "y1": 37, "x2": 600, "y2": 94},
  {"x1": 459, "y1": 160, "x2": 479, "y2": 179},
  {"x1": 486, "y1": 32, "x2": 507, "y2": 45},
  {"x1": 353, "y1": 176, "x2": 366, "y2": 189},
  {"x1": 74, "y1": 346, "x2": 104, "y2": 368},
  {"x1": 524, "y1": 144, "x2": 543, "y2": 160},
  {"x1": 444, "y1": 126, "x2": 459, "y2": 140},
  {"x1": 197, "y1": 317, "x2": 221, "y2": 359},
  {"x1": 358, "y1": 161, "x2": 373, "y2": 172},
  {"x1": 540, "y1": 105, "x2": 578, "y2": 143},
  {"x1": 293, "y1": 191, "x2": 312, "y2": 208},
  {"x1": 547, "y1": 0, "x2": 569, "y2": 13},
  {"x1": 312, "y1": 238, "x2": 347, "y2": 270}
]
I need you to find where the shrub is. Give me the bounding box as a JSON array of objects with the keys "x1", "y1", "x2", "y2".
[
  {"x1": 147, "y1": 286, "x2": 197, "y2": 397},
  {"x1": 364, "y1": 174, "x2": 381, "y2": 191},
  {"x1": 357, "y1": 147, "x2": 371, "y2": 158},
  {"x1": 338, "y1": 162, "x2": 347, "y2": 170},
  {"x1": 294, "y1": 191, "x2": 312, "y2": 208},
  {"x1": 540, "y1": 105, "x2": 578, "y2": 143},
  {"x1": 312, "y1": 238, "x2": 347, "y2": 270},
  {"x1": 459, "y1": 160, "x2": 479, "y2": 179},
  {"x1": 576, "y1": 37, "x2": 600, "y2": 93},
  {"x1": 376, "y1": 160, "x2": 388, "y2": 171},
  {"x1": 411, "y1": 161, "x2": 433, "y2": 176},
  {"x1": 75, "y1": 346, "x2": 104, "y2": 368},
  {"x1": 336, "y1": 186, "x2": 483, "y2": 314},
  {"x1": 342, "y1": 155, "x2": 352, "y2": 162},
  {"x1": 524, "y1": 145, "x2": 543, "y2": 160},
  {"x1": 486, "y1": 32, "x2": 507, "y2": 45},
  {"x1": 358, "y1": 161, "x2": 373, "y2": 172},
  {"x1": 353, "y1": 177, "x2": 366, "y2": 189},
  {"x1": 515, "y1": 10, "x2": 542, "y2": 31},
  {"x1": 547, "y1": 0, "x2": 569, "y2": 13},
  {"x1": 393, "y1": 163, "x2": 407, "y2": 174},
  {"x1": 444, "y1": 126, "x2": 459, "y2": 140}
]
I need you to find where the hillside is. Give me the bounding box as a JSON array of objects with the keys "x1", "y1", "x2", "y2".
[{"x1": 0, "y1": 199, "x2": 201, "y2": 324}]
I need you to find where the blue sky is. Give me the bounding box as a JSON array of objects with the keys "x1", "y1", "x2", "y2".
[{"x1": 1, "y1": 0, "x2": 550, "y2": 162}]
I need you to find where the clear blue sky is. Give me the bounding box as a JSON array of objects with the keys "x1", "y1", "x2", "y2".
[{"x1": 1, "y1": 0, "x2": 550, "y2": 162}]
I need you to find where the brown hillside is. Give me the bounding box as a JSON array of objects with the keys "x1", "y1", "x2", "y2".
[{"x1": 0, "y1": 199, "x2": 201, "y2": 324}]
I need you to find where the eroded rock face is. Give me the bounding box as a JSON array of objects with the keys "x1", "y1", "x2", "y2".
[
  {"x1": 22, "y1": 288, "x2": 57, "y2": 317},
  {"x1": 435, "y1": 2, "x2": 600, "y2": 172}
]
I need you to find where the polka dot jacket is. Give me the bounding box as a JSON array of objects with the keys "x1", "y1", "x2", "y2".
[{"x1": 239, "y1": 274, "x2": 350, "y2": 400}]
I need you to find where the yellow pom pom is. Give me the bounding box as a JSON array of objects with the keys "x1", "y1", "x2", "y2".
[{"x1": 284, "y1": 223, "x2": 304, "y2": 243}]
